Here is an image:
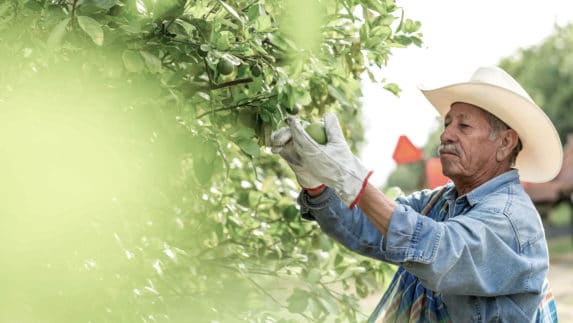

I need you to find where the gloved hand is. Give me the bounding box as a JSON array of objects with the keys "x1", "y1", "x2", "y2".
[
  {"x1": 270, "y1": 126, "x2": 325, "y2": 191},
  {"x1": 286, "y1": 113, "x2": 373, "y2": 208}
]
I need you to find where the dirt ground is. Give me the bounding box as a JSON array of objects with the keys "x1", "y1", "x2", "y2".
[{"x1": 548, "y1": 251, "x2": 573, "y2": 321}]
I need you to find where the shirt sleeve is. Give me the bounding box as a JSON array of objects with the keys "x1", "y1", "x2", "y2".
[
  {"x1": 297, "y1": 188, "x2": 433, "y2": 264},
  {"x1": 383, "y1": 200, "x2": 548, "y2": 296},
  {"x1": 297, "y1": 188, "x2": 388, "y2": 261}
]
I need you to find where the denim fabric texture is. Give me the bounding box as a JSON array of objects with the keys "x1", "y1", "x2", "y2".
[{"x1": 298, "y1": 170, "x2": 551, "y2": 322}]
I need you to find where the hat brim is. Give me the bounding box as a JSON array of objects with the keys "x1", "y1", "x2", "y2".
[{"x1": 420, "y1": 82, "x2": 563, "y2": 183}]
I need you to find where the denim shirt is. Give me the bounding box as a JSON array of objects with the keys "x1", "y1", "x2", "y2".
[{"x1": 298, "y1": 170, "x2": 550, "y2": 322}]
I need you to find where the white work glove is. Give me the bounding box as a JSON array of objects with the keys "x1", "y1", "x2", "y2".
[
  {"x1": 270, "y1": 126, "x2": 325, "y2": 191},
  {"x1": 286, "y1": 113, "x2": 373, "y2": 208}
]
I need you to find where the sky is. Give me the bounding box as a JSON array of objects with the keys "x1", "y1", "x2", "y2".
[{"x1": 359, "y1": 0, "x2": 573, "y2": 187}]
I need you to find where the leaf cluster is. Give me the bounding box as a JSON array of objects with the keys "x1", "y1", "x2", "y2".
[{"x1": 0, "y1": 0, "x2": 419, "y2": 321}]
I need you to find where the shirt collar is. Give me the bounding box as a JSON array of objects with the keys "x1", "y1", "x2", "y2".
[{"x1": 443, "y1": 169, "x2": 520, "y2": 206}]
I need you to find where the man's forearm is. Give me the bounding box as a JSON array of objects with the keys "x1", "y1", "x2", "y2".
[{"x1": 357, "y1": 183, "x2": 397, "y2": 235}]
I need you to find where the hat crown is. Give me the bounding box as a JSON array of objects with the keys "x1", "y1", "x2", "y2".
[{"x1": 470, "y1": 66, "x2": 534, "y2": 103}]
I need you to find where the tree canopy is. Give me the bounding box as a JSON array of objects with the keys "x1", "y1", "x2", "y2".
[
  {"x1": 500, "y1": 23, "x2": 573, "y2": 144},
  {"x1": 0, "y1": 0, "x2": 422, "y2": 321}
]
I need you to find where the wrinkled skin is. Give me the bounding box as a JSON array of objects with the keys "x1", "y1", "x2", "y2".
[{"x1": 438, "y1": 102, "x2": 520, "y2": 196}]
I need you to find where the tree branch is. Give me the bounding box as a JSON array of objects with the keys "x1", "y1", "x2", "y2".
[
  {"x1": 196, "y1": 103, "x2": 253, "y2": 120},
  {"x1": 211, "y1": 77, "x2": 253, "y2": 90},
  {"x1": 71, "y1": 0, "x2": 79, "y2": 24},
  {"x1": 196, "y1": 94, "x2": 275, "y2": 119}
]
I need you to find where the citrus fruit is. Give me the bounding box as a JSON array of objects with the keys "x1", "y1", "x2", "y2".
[
  {"x1": 286, "y1": 103, "x2": 301, "y2": 115},
  {"x1": 217, "y1": 58, "x2": 234, "y2": 75},
  {"x1": 305, "y1": 122, "x2": 327, "y2": 144}
]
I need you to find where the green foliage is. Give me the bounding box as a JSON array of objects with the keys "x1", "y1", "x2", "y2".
[
  {"x1": 499, "y1": 23, "x2": 573, "y2": 144},
  {"x1": 0, "y1": 0, "x2": 420, "y2": 321},
  {"x1": 422, "y1": 126, "x2": 442, "y2": 160},
  {"x1": 384, "y1": 162, "x2": 423, "y2": 193}
]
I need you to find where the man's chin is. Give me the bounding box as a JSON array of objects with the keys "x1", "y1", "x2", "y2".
[{"x1": 440, "y1": 164, "x2": 457, "y2": 178}]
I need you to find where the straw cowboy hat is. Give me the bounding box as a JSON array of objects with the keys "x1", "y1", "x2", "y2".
[{"x1": 420, "y1": 66, "x2": 562, "y2": 183}]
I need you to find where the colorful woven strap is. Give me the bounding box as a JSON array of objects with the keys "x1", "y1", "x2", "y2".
[
  {"x1": 535, "y1": 279, "x2": 558, "y2": 322},
  {"x1": 368, "y1": 187, "x2": 450, "y2": 323}
]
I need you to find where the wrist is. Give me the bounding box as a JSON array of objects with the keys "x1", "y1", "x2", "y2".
[
  {"x1": 305, "y1": 185, "x2": 326, "y2": 197},
  {"x1": 348, "y1": 170, "x2": 374, "y2": 209}
]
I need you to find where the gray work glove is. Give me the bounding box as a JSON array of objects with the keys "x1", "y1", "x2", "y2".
[
  {"x1": 270, "y1": 126, "x2": 325, "y2": 191},
  {"x1": 286, "y1": 113, "x2": 373, "y2": 208}
]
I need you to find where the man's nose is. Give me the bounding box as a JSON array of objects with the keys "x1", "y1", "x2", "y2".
[{"x1": 440, "y1": 125, "x2": 455, "y2": 143}]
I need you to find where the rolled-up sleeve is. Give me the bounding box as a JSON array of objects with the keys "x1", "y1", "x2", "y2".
[
  {"x1": 298, "y1": 188, "x2": 390, "y2": 261},
  {"x1": 382, "y1": 204, "x2": 444, "y2": 264}
]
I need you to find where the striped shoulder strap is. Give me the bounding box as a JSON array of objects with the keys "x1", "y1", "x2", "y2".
[{"x1": 420, "y1": 186, "x2": 448, "y2": 216}]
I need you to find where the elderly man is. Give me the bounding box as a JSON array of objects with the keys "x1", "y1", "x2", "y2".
[{"x1": 271, "y1": 66, "x2": 561, "y2": 322}]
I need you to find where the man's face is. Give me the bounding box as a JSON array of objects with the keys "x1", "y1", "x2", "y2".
[{"x1": 439, "y1": 103, "x2": 499, "y2": 183}]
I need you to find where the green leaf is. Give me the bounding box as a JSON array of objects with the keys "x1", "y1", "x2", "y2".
[
  {"x1": 337, "y1": 265, "x2": 366, "y2": 281},
  {"x1": 378, "y1": 14, "x2": 396, "y2": 26},
  {"x1": 0, "y1": 2, "x2": 12, "y2": 18},
  {"x1": 248, "y1": 190, "x2": 262, "y2": 208},
  {"x1": 317, "y1": 294, "x2": 339, "y2": 315},
  {"x1": 77, "y1": 15, "x2": 103, "y2": 45},
  {"x1": 196, "y1": 91, "x2": 210, "y2": 101},
  {"x1": 120, "y1": 22, "x2": 142, "y2": 34},
  {"x1": 306, "y1": 268, "x2": 322, "y2": 284},
  {"x1": 286, "y1": 289, "x2": 309, "y2": 313},
  {"x1": 193, "y1": 158, "x2": 214, "y2": 185},
  {"x1": 247, "y1": 3, "x2": 265, "y2": 21},
  {"x1": 327, "y1": 85, "x2": 351, "y2": 108},
  {"x1": 79, "y1": 0, "x2": 118, "y2": 10},
  {"x1": 139, "y1": 50, "x2": 162, "y2": 74},
  {"x1": 253, "y1": 15, "x2": 273, "y2": 33},
  {"x1": 383, "y1": 82, "x2": 401, "y2": 96},
  {"x1": 47, "y1": 18, "x2": 71, "y2": 49},
  {"x1": 367, "y1": 69, "x2": 377, "y2": 83},
  {"x1": 355, "y1": 277, "x2": 369, "y2": 297},
  {"x1": 201, "y1": 140, "x2": 218, "y2": 163},
  {"x1": 282, "y1": 205, "x2": 298, "y2": 222},
  {"x1": 211, "y1": 31, "x2": 232, "y2": 51},
  {"x1": 237, "y1": 138, "x2": 260, "y2": 157},
  {"x1": 122, "y1": 50, "x2": 144, "y2": 72},
  {"x1": 267, "y1": 33, "x2": 289, "y2": 52},
  {"x1": 370, "y1": 26, "x2": 392, "y2": 40},
  {"x1": 218, "y1": 0, "x2": 244, "y2": 26},
  {"x1": 232, "y1": 127, "x2": 256, "y2": 139},
  {"x1": 396, "y1": 8, "x2": 405, "y2": 32},
  {"x1": 318, "y1": 235, "x2": 333, "y2": 251}
]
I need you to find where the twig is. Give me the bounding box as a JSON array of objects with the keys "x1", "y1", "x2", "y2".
[
  {"x1": 202, "y1": 57, "x2": 215, "y2": 87},
  {"x1": 244, "y1": 275, "x2": 314, "y2": 321},
  {"x1": 196, "y1": 104, "x2": 252, "y2": 120},
  {"x1": 211, "y1": 77, "x2": 253, "y2": 89},
  {"x1": 70, "y1": 0, "x2": 79, "y2": 25}
]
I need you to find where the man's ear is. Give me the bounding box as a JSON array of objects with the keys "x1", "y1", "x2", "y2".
[{"x1": 496, "y1": 129, "x2": 519, "y2": 162}]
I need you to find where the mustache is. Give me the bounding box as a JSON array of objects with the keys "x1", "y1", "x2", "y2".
[{"x1": 438, "y1": 143, "x2": 460, "y2": 156}]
